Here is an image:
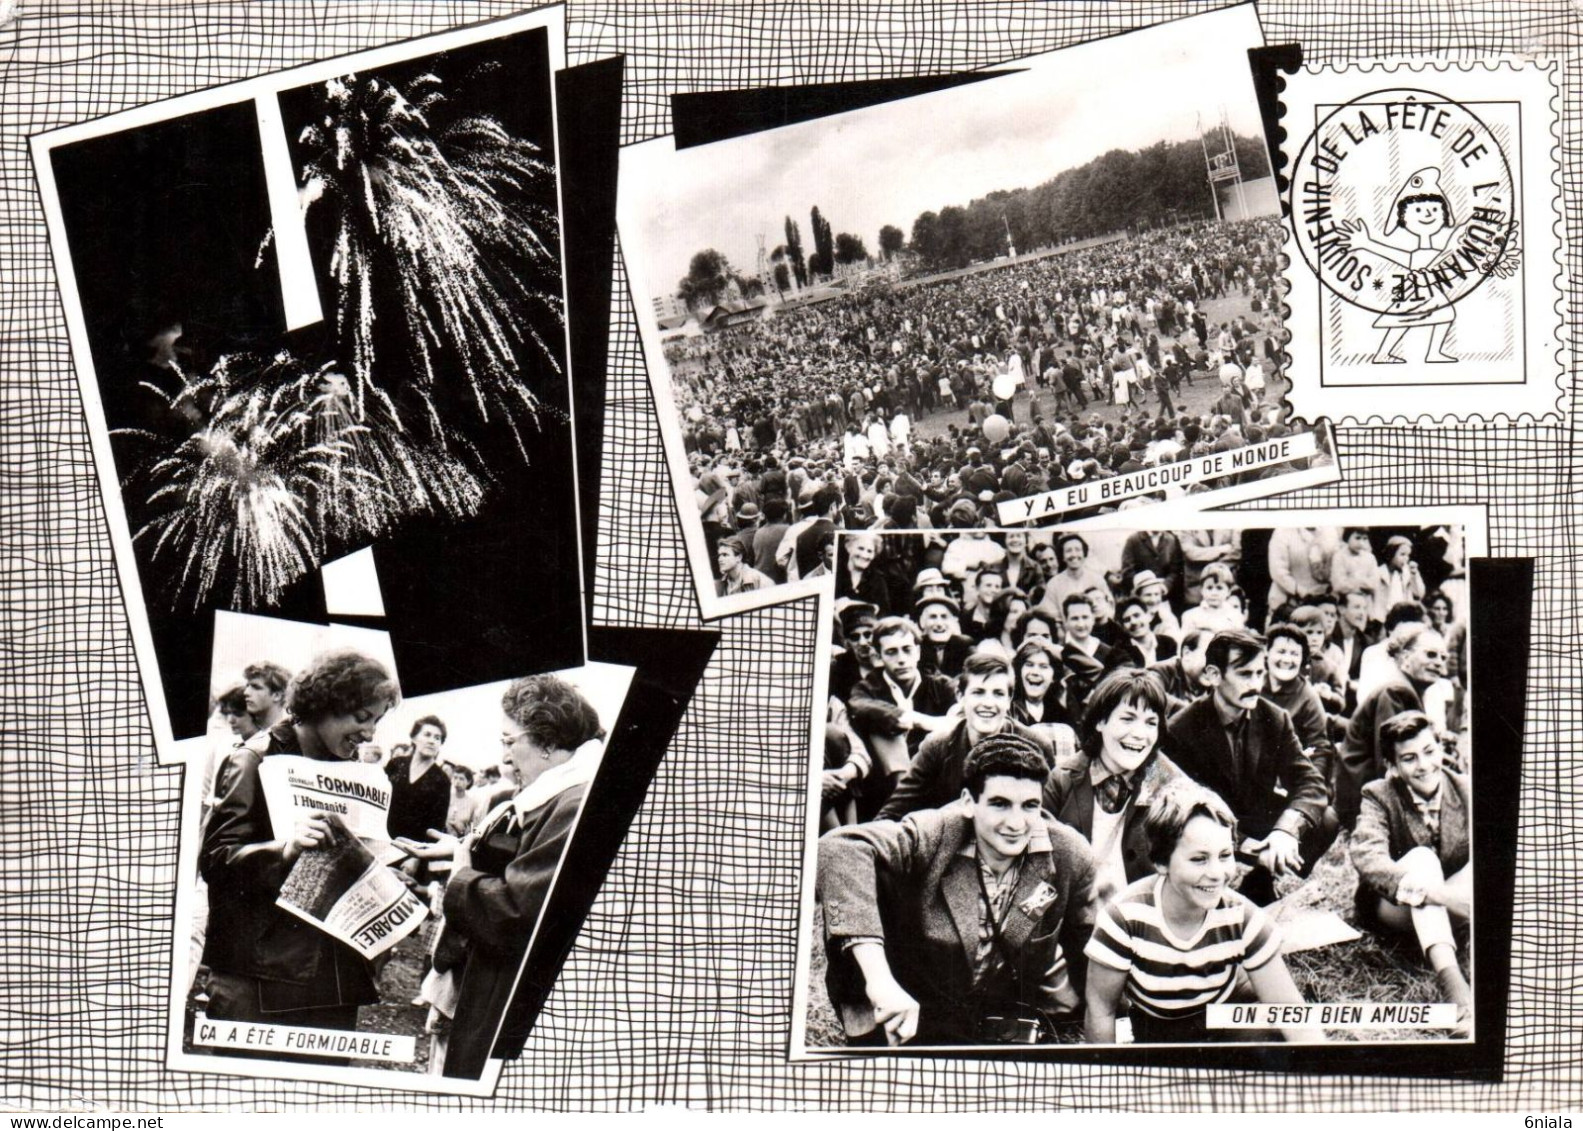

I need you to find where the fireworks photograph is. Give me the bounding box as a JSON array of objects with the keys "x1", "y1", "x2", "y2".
[
  {"x1": 617, "y1": 4, "x2": 1336, "y2": 619},
  {"x1": 37, "y1": 12, "x2": 584, "y2": 746}
]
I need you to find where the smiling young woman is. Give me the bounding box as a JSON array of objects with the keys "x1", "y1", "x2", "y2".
[
  {"x1": 1084, "y1": 786, "x2": 1325, "y2": 1045},
  {"x1": 198, "y1": 649, "x2": 400, "y2": 1059},
  {"x1": 1041, "y1": 669, "x2": 1187, "y2": 903}
]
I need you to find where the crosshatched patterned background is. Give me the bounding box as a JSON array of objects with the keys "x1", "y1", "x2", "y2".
[{"x1": 0, "y1": 0, "x2": 1578, "y2": 1112}]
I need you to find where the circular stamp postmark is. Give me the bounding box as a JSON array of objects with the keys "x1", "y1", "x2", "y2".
[{"x1": 1289, "y1": 88, "x2": 1520, "y2": 362}]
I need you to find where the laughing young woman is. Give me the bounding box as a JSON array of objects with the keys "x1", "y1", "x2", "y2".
[
  {"x1": 1009, "y1": 638, "x2": 1070, "y2": 730},
  {"x1": 1041, "y1": 669, "x2": 1185, "y2": 904},
  {"x1": 1084, "y1": 786, "x2": 1325, "y2": 1045},
  {"x1": 200, "y1": 649, "x2": 400, "y2": 1056}
]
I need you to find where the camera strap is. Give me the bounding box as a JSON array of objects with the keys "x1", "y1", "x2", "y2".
[{"x1": 974, "y1": 858, "x2": 1026, "y2": 998}]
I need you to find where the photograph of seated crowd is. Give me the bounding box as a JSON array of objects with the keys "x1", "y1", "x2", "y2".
[
  {"x1": 196, "y1": 655, "x2": 604, "y2": 1077},
  {"x1": 672, "y1": 214, "x2": 1332, "y2": 596},
  {"x1": 812, "y1": 523, "x2": 1472, "y2": 1047}
]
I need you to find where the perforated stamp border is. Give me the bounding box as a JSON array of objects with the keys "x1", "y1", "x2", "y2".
[{"x1": 1274, "y1": 58, "x2": 1567, "y2": 427}]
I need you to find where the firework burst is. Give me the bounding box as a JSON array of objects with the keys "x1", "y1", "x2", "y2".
[
  {"x1": 122, "y1": 354, "x2": 353, "y2": 609},
  {"x1": 297, "y1": 71, "x2": 564, "y2": 459},
  {"x1": 123, "y1": 68, "x2": 561, "y2": 612},
  {"x1": 307, "y1": 363, "x2": 487, "y2": 540},
  {"x1": 121, "y1": 351, "x2": 486, "y2": 610}
]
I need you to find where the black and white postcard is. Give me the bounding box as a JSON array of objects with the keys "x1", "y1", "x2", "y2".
[
  {"x1": 795, "y1": 507, "x2": 1518, "y2": 1075},
  {"x1": 175, "y1": 609, "x2": 634, "y2": 1092}
]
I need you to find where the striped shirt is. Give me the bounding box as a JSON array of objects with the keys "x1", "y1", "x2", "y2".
[{"x1": 1084, "y1": 875, "x2": 1282, "y2": 1019}]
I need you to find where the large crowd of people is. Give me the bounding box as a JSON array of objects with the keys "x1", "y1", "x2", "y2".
[
  {"x1": 815, "y1": 523, "x2": 1473, "y2": 1047},
  {"x1": 664, "y1": 218, "x2": 1332, "y2": 579},
  {"x1": 197, "y1": 653, "x2": 603, "y2": 1078}
]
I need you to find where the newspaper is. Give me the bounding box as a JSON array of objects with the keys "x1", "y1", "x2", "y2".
[
  {"x1": 259, "y1": 756, "x2": 429, "y2": 960},
  {"x1": 259, "y1": 754, "x2": 404, "y2": 861}
]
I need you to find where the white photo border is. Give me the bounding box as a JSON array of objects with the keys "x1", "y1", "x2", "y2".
[
  {"x1": 790, "y1": 503, "x2": 1491, "y2": 1060},
  {"x1": 617, "y1": 3, "x2": 1355, "y2": 620},
  {"x1": 168, "y1": 613, "x2": 636, "y2": 1096}
]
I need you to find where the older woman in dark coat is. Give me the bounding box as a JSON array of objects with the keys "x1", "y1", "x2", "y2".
[{"x1": 402, "y1": 674, "x2": 605, "y2": 1079}]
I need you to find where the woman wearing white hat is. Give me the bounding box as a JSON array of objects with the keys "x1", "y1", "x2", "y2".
[{"x1": 1342, "y1": 167, "x2": 1468, "y2": 365}]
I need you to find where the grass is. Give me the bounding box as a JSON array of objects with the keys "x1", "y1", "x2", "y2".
[
  {"x1": 1267, "y1": 830, "x2": 1451, "y2": 1043},
  {"x1": 802, "y1": 827, "x2": 1465, "y2": 1048}
]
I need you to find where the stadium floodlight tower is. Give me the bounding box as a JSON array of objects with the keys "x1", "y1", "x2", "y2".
[
  {"x1": 756, "y1": 232, "x2": 777, "y2": 301},
  {"x1": 1199, "y1": 106, "x2": 1250, "y2": 223}
]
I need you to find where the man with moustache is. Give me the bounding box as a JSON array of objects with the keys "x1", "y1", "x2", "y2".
[
  {"x1": 818, "y1": 738, "x2": 1097, "y2": 1045},
  {"x1": 877, "y1": 653, "x2": 1054, "y2": 821},
  {"x1": 1167, "y1": 629, "x2": 1337, "y2": 906}
]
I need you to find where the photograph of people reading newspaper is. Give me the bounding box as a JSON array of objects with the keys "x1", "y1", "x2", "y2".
[
  {"x1": 802, "y1": 517, "x2": 1480, "y2": 1050},
  {"x1": 197, "y1": 648, "x2": 405, "y2": 1063},
  {"x1": 188, "y1": 615, "x2": 630, "y2": 1084},
  {"x1": 620, "y1": 4, "x2": 1337, "y2": 614}
]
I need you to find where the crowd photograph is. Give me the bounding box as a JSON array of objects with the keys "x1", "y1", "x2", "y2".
[
  {"x1": 189, "y1": 619, "x2": 625, "y2": 1081},
  {"x1": 622, "y1": 7, "x2": 1334, "y2": 611},
  {"x1": 800, "y1": 519, "x2": 1479, "y2": 1049},
  {"x1": 677, "y1": 214, "x2": 1336, "y2": 591}
]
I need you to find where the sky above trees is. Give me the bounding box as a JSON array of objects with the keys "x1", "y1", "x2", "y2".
[{"x1": 632, "y1": 4, "x2": 1266, "y2": 294}]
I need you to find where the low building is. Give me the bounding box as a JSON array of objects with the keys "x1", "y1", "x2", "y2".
[{"x1": 699, "y1": 298, "x2": 770, "y2": 332}]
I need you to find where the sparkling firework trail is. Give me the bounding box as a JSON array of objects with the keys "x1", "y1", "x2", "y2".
[
  {"x1": 123, "y1": 68, "x2": 559, "y2": 613},
  {"x1": 126, "y1": 355, "x2": 345, "y2": 609},
  {"x1": 122, "y1": 352, "x2": 485, "y2": 610},
  {"x1": 297, "y1": 72, "x2": 563, "y2": 457}
]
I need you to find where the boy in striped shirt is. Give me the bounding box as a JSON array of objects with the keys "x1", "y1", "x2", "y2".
[{"x1": 1083, "y1": 786, "x2": 1326, "y2": 1044}]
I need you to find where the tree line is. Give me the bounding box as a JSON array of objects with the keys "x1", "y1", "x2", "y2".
[
  {"x1": 907, "y1": 133, "x2": 1271, "y2": 270},
  {"x1": 675, "y1": 132, "x2": 1269, "y2": 309}
]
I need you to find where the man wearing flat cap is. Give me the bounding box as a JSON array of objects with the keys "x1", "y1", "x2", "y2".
[{"x1": 914, "y1": 594, "x2": 974, "y2": 680}]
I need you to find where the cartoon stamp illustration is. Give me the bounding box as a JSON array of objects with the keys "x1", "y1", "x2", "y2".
[
  {"x1": 1343, "y1": 166, "x2": 1520, "y2": 365},
  {"x1": 1280, "y1": 63, "x2": 1561, "y2": 424}
]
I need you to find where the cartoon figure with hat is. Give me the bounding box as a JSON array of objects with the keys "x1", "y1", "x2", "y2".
[{"x1": 1341, "y1": 167, "x2": 1472, "y2": 365}]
